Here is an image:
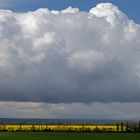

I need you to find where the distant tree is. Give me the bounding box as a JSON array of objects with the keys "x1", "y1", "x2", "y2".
[
  {"x1": 121, "y1": 122, "x2": 124, "y2": 132},
  {"x1": 116, "y1": 123, "x2": 119, "y2": 132},
  {"x1": 134, "y1": 123, "x2": 137, "y2": 132},
  {"x1": 101, "y1": 127, "x2": 106, "y2": 132},
  {"x1": 94, "y1": 126, "x2": 100, "y2": 132},
  {"x1": 31, "y1": 124, "x2": 35, "y2": 132},
  {"x1": 126, "y1": 123, "x2": 129, "y2": 132},
  {"x1": 85, "y1": 127, "x2": 91, "y2": 132},
  {"x1": 44, "y1": 125, "x2": 48, "y2": 131},
  {"x1": 19, "y1": 124, "x2": 22, "y2": 131},
  {"x1": 3, "y1": 124, "x2": 6, "y2": 132}
]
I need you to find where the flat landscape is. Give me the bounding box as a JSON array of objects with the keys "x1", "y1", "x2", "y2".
[{"x1": 0, "y1": 132, "x2": 140, "y2": 140}]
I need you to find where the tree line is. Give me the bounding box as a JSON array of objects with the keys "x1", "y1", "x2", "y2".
[{"x1": 0, "y1": 121, "x2": 140, "y2": 132}]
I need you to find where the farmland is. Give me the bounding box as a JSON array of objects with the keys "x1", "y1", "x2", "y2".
[
  {"x1": 0, "y1": 124, "x2": 126, "y2": 132},
  {"x1": 0, "y1": 132, "x2": 140, "y2": 140},
  {"x1": 0, "y1": 123, "x2": 139, "y2": 140}
]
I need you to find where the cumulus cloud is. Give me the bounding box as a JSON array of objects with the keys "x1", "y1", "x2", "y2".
[
  {"x1": 0, "y1": 3, "x2": 140, "y2": 104},
  {"x1": 90, "y1": 3, "x2": 128, "y2": 26}
]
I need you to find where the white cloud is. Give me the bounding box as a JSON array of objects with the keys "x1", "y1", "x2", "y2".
[
  {"x1": 0, "y1": 101, "x2": 140, "y2": 119},
  {"x1": 0, "y1": 3, "x2": 140, "y2": 104},
  {"x1": 90, "y1": 3, "x2": 128, "y2": 26},
  {"x1": 61, "y1": 6, "x2": 79, "y2": 14}
]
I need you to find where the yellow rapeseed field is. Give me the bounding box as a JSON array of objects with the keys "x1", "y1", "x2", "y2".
[{"x1": 0, "y1": 124, "x2": 126, "y2": 132}]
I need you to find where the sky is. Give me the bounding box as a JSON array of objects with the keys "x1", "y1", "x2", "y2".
[
  {"x1": 0, "y1": 1, "x2": 140, "y2": 119},
  {"x1": 0, "y1": 0, "x2": 139, "y2": 24}
]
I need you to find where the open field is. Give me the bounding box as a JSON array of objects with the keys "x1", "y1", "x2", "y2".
[
  {"x1": 0, "y1": 124, "x2": 126, "y2": 132},
  {"x1": 0, "y1": 132, "x2": 140, "y2": 140}
]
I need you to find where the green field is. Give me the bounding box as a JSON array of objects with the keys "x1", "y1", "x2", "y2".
[{"x1": 0, "y1": 132, "x2": 140, "y2": 140}]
